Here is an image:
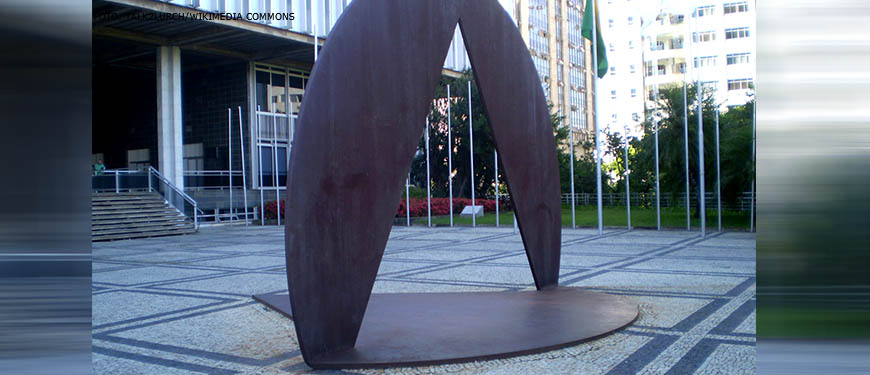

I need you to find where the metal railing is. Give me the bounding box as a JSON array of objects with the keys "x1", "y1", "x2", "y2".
[
  {"x1": 184, "y1": 170, "x2": 245, "y2": 191},
  {"x1": 149, "y1": 167, "x2": 203, "y2": 229},
  {"x1": 561, "y1": 191, "x2": 755, "y2": 211},
  {"x1": 92, "y1": 168, "x2": 203, "y2": 229}
]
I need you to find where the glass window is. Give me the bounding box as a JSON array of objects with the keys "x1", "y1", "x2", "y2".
[
  {"x1": 725, "y1": 27, "x2": 750, "y2": 39},
  {"x1": 693, "y1": 31, "x2": 716, "y2": 42},
  {"x1": 694, "y1": 5, "x2": 715, "y2": 17},
  {"x1": 724, "y1": 2, "x2": 748, "y2": 14},
  {"x1": 726, "y1": 52, "x2": 751, "y2": 65},
  {"x1": 693, "y1": 56, "x2": 717, "y2": 68},
  {"x1": 728, "y1": 78, "x2": 752, "y2": 90}
]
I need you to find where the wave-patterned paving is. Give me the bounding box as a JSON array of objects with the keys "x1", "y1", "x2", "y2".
[{"x1": 92, "y1": 226, "x2": 755, "y2": 374}]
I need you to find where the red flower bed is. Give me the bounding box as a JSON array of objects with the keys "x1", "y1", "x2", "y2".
[
  {"x1": 396, "y1": 197, "x2": 507, "y2": 217},
  {"x1": 262, "y1": 199, "x2": 286, "y2": 220}
]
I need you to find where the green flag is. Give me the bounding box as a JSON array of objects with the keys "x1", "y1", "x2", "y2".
[{"x1": 581, "y1": 0, "x2": 608, "y2": 79}]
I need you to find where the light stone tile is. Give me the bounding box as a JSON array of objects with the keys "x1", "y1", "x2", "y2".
[
  {"x1": 93, "y1": 290, "x2": 221, "y2": 327},
  {"x1": 155, "y1": 272, "x2": 288, "y2": 296},
  {"x1": 93, "y1": 266, "x2": 224, "y2": 286},
  {"x1": 692, "y1": 343, "x2": 756, "y2": 375},
  {"x1": 568, "y1": 270, "x2": 748, "y2": 295}
]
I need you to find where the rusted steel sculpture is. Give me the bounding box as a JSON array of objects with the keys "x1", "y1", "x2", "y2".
[{"x1": 278, "y1": 0, "x2": 636, "y2": 368}]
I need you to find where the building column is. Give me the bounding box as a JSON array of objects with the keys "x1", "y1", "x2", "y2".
[{"x1": 156, "y1": 46, "x2": 184, "y2": 189}]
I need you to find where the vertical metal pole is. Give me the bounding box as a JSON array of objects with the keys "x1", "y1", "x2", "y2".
[
  {"x1": 698, "y1": 80, "x2": 706, "y2": 238},
  {"x1": 495, "y1": 150, "x2": 499, "y2": 227},
  {"x1": 406, "y1": 174, "x2": 410, "y2": 227},
  {"x1": 468, "y1": 81, "x2": 475, "y2": 228},
  {"x1": 313, "y1": 0, "x2": 318, "y2": 62},
  {"x1": 239, "y1": 107, "x2": 249, "y2": 226},
  {"x1": 592, "y1": 0, "x2": 603, "y2": 236},
  {"x1": 273, "y1": 113, "x2": 280, "y2": 226},
  {"x1": 715, "y1": 109, "x2": 721, "y2": 232},
  {"x1": 229, "y1": 108, "x2": 234, "y2": 223},
  {"x1": 654, "y1": 84, "x2": 661, "y2": 231},
  {"x1": 258, "y1": 106, "x2": 265, "y2": 226},
  {"x1": 425, "y1": 118, "x2": 431, "y2": 227},
  {"x1": 569, "y1": 117, "x2": 576, "y2": 229},
  {"x1": 625, "y1": 134, "x2": 631, "y2": 231},
  {"x1": 115, "y1": 172, "x2": 119, "y2": 194},
  {"x1": 683, "y1": 77, "x2": 690, "y2": 231},
  {"x1": 750, "y1": 100, "x2": 756, "y2": 232},
  {"x1": 447, "y1": 85, "x2": 454, "y2": 227}
]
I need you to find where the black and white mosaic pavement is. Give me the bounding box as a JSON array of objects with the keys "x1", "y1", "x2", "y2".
[{"x1": 92, "y1": 226, "x2": 756, "y2": 374}]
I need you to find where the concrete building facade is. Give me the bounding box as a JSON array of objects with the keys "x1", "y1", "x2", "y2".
[
  {"x1": 92, "y1": 0, "x2": 598, "y2": 216},
  {"x1": 598, "y1": 0, "x2": 645, "y2": 138},
  {"x1": 511, "y1": 0, "x2": 598, "y2": 150},
  {"x1": 642, "y1": 0, "x2": 756, "y2": 111}
]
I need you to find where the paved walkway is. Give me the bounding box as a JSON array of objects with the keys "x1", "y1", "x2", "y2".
[{"x1": 92, "y1": 226, "x2": 756, "y2": 374}]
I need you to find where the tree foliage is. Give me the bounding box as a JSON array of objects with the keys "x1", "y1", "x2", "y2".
[{"x1": 410, "y1": 72, "x2": 754, "y2": 213}]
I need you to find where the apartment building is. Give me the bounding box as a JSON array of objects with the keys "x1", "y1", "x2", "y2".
[
  {"x1": 598, "y1": 0, "x2": 646, "y2": 138},
  {"x1": 510, "y1": 0, "x2": 598, "y2": 150},
  {"x1": 643, "y1": 0, "x2": 756, "y2": 111}
]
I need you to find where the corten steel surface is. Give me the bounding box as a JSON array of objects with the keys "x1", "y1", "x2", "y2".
[
  {"x1": 257, "y1": 288, "x2": 638, "y2": 368},
  {"x1": 286, "y1": 0, "x2": 571, "y2": 367}
]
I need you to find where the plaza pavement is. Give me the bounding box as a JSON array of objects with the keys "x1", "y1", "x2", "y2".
[{"x1": 92, "y1": 225, "x2": 756, "y2": 374}]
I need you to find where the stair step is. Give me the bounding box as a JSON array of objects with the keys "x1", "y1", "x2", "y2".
[
  {"x1": 92, "y1": 197, "x2": 165, "y2": 205},
  {"x1": 92, "y1": 222, "x2": 193, "y2": 236},
  {"x1": 92, "y1": 217, "x2": 188, "y2": 228},
  {"x1": 91, "y1": 191, "x2": 196, "y2": 241},
  {"x1": 92, "y1": 208, "x2": 174, "y2": 216},
  {"x1": 92, "y1": 203, "x2": 170, "y2": 211},
  {"x1": 92, "y1": 215, "x2": 185, "y2": 226},
  {"x1": 92, "y1": 227, "x2": 197, "y2": 242}
]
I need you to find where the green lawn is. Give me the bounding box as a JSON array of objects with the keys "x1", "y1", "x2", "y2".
[
  {"x1": 424, "y1": 205, "x2": 751, "y2": 230},
  {"x1": 758, "y1": 306, "x2": 870, "y2": 338}
]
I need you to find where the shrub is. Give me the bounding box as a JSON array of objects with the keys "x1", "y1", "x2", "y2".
[
  {"x1": 396, "y1": 197, "x2": 507, "y2": 217},
  {"x1": 261, "y1": 200, "x2": 286, "y2": 220}
]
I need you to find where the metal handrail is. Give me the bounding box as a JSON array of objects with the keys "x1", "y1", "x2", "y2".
[
  {"x1": 183, "y1": 170, "x2": 244, "y2": 176},
  {"x1": 148, "y1": 167, "x2": 203, "y2": 229}
]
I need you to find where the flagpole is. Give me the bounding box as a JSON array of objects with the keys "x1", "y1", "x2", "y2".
[
  {"x1": 569, "y1": 114, "x2": 576, "y2": 229},
  {"x1": 715, "y1": 108, "x2": 722, "y2": 232},
  {"x1": 591, "y1": 0, "x2": 604, "y2": 236},
  {"x1": 447, "y1": 85, "x2": 454, "y2": 227},
  {"x1": 683, "y1": 74, "x2": 690, "y2": 231},
  {"x1": 495, "y1": 150, "x2": 499, "y2": 227},
  {"x1": 313, "y1": 0, "x2": 318, "y2": 62},
  {"x1": 468, "y1": 81, "x2": 476, "y2": 228},
  {"x1": 426, "y1": 118, "x2": 432, "y2": 227},
  {"x1": 654, "y1": 84, "x2": 661, "y2": 231},
  {"x1": 750, "y1": 98, "x2": 756, "y2": 232},
  {"x1": 697, "y1": 76, "x2": 705, "y2": 238},
  {"x1": 228, "y1": 108, "x2": 233, "y2": 223},
  {"x1": 239, "y1": 107, "x2": 249, "y2": 226},
  {"x1": 624, "y1": 127, "x2": 631, "y2": 231},
  {"x1": 257, "y1": 106, "x2": 264, "y2": 226}
]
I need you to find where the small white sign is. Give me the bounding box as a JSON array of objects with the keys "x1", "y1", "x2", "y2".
[{"x1": 460, "y1": 205, "x2": 484, "y2": 217}]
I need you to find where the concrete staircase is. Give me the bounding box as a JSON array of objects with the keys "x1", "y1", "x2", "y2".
[{"x1": 92, "y1": 192, "x2": 196, "y2": 241}]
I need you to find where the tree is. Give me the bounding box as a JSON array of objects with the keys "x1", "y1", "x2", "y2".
[
  {"x1": 612, "y1": 83, "x2": 755, "y2": 215},
  {"x1": 409, "y1": 70, "x2": 587, "y2": 201}
]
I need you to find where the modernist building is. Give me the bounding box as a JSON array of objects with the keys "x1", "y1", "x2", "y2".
[
  {"x1": 642, "y1": 0, "x2": 756, "y2": 111},
  {"x1": 508, "y1": 0, "x2": 598, "y2": 149},
  {"x1": 597, "y1": 0, "x2": 645, "y2": 138},
  {"x1": 92, "y1": 0, "x2": 596, "y2": 219}
]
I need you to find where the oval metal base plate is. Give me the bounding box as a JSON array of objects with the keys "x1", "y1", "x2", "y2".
[{"x1": 254, "y1": 287, "x2": 638, "y2": 369}]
